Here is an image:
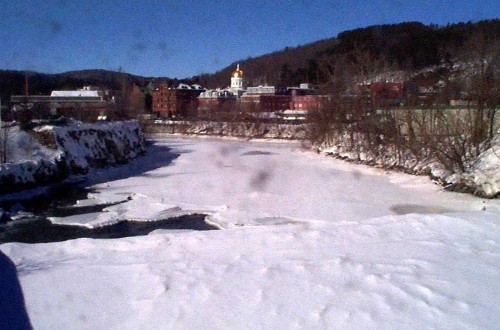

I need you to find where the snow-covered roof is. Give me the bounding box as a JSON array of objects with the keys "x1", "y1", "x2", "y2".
[
  {"x1": 177, "y1": 84, "x2": 192, "y2": 90},
  {"x1": 51, "y1": 90, "x2": 100, "y2": 97},
  {"x1": 283, "y1": 110, "x2": 307, "y2": 115},
  {"x1": 198, "y1": 88, "x2": 235, "y2": 99}
]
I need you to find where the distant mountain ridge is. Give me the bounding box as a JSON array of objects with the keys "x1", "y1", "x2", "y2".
[{"x1": 1, "y1": 19, "x2": 499, "y2": 101}]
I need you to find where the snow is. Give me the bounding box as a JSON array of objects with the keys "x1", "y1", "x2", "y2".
[
  {"x1": 2, "y1": 124, "x2": 60, "y2": 163},
  {"x1": 1, "y1": 137, "x2": 499, "y2": 329},
  {"x1": 465, "y1": 134, "x2": 500, "y2": 197},
  {"x1": 71, "y1": 137, "x2": 494, "y2": 229},
  {"x1": 319, "y1": 130, "x2": 500, "y2": 198},
  {"x1": 49, "y1": 120, "x2": 146, "y2": 172},
  {"x1": 50, "y1": 90, "x2": 100, "y2": 97},
  {"x1": 147, "y1": 121, "x2": 309, "y2": 139},
  {"x1": 49, "y1": 194, "x2": 214, "y2": 228},
  {"x1": 0, "y1": 121, "x2": 145, "y2": 195}
]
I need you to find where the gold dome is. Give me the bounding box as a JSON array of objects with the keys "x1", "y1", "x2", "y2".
[{"x1": 232, "y1": 64, "x2": 243, "y2": 78}]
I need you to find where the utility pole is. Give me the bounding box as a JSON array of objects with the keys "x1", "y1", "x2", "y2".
[
  {"x1": 0, "y1": 97, "x2": 4, "y2": 163},
  {"x1": 25, "y1": 71, "x2": 29, "y2": 96}
]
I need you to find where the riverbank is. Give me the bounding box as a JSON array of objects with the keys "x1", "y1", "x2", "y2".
[
  {"x1": 143, "y1": 120, "x2": 310, "y2": 140},
  {"x1": 0, "y1": 120, "x2": 146, "y2": 197}
]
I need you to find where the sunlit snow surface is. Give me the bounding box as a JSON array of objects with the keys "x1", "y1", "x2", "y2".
[{"x1": 2, "y1": 137, "x2": 499, "y2": 329}]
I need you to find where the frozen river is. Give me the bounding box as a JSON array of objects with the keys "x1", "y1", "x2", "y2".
[
  {"x1": 45, "y1": 137, "x2": 498, "y2": 229},
  {"x1": 1, "y1": 137, "x2": 499, "y2": 329}
]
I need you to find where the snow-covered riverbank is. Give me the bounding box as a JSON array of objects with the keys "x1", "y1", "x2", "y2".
[
  {"x1": 0, "y1": 121, "x2": 145, "y2": 196},
  {"x1": 1, "y1": 137, "x2": 499, "y2": 329}
]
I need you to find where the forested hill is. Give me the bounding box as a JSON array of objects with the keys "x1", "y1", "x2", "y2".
[
  {"x1": 1, "y1": 19, "x2": 499, "y2": 99},
  {"x1": 194, "y1": 19, "x2": 500, "y2": 88},
  {"x1": 0, "y1": 69, "x2": 171, "y2": 102}
]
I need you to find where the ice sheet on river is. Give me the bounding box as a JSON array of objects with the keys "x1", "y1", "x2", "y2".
[{"x1": 49, "y1": 194, "x2": 220, "y2": 228}]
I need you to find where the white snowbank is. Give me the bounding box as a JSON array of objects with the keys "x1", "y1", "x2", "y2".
[
  {"x1": 0, "y1": 121, "x2": 145, "y2": 195},
  {"x1": 2, "y1": 124, "x2": 60, "y2": 163},
  {"x1": 464, "y1": 135, "x2": 500, "y2": 197},
  {"x1": 49, "y1": 120, "x2": 146, "y2": 173}
]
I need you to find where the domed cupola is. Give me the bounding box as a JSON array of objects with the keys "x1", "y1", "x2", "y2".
[
  {"x1": 230, "y1": 64, "x2": 246, "y2": 97},
  {"x1": 232, "y1": 63, "x2": 244, "y2": 78}
]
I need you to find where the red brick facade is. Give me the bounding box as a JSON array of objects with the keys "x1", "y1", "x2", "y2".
[
  {"x1": 291, "y1": 94, "x2": 321, "y2": 111},
  {"x1": 152, "y1": 84, "x2": 204, "y2": 118},
  {"x1": 151, "y1": 84, "x2": 176, "y2": 118},
  {"x1": 259, "y1": 95, "x2": 291, "y2": 112}
]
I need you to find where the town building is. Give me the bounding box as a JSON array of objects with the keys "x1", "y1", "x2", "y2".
[
  {"x1": 198, "y1": 88, "x2": 237, "y2": 119},
  {"x1": 240, "y1": 85, "x2": 287, "y2": 113},
  {"x1": 197, "y1": 64, "x2": 322, "y2": 121},
  {"x1": 230, "y1": 64, "x2": 247, "y2": 97},
  {"x1": 357, "y1": 82, "x2": 404, "y2": 109},
  {"x1": 151, "y1": 83, "x2": 205, "y2": 118},
  {"x1": 11, "y1": 86, "x2": 113, "y2": 122}
]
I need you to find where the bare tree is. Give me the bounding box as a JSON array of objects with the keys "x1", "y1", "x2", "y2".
[
  {"x1": 461, "y1": 28, "x2": 500, "y2": 146},
  {"x1": 114, "y1": 67, "x2": 132, "y2": 120},
  {"x1": 0, "y1": 123, "x2": 12, "y2": 164},
  {"x1": 311, "y1": 47, "x2": 396, "y2": 153}
]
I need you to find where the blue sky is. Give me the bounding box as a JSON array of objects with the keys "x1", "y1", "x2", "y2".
[{"x1": 1, "y1": 0, "x2": 499, "y2": 78}]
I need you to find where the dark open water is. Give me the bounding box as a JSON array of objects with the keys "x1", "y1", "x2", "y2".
[{"x1": 0, "y1": 184, "x2": 217, "y2": 244}]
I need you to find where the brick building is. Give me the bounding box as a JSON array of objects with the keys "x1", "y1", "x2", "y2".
[
  {"x1": 198, "y1": 89, "x2": 237, "y2": 119},
  {"x1": 152, "y1": 83, "x2": 205, "y2": 118},
  {"x1": 357, "y1": 82, "x2": 404, "y2": 109},
  {"x1": 259, "y1": 95, "x2": 291, "y2": 112}
]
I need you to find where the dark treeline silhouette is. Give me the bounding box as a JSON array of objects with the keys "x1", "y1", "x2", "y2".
[
  {"x1": 0, "y1": 69, "x2": 172, "y2": 103},
  {"x1": 196, "y1": 19, "x2": 500, "y2": 88}
]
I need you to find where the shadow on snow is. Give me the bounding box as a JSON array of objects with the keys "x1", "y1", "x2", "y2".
[{"x1": 0, "y1": 251, "x2": 33, "y2": 329}]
